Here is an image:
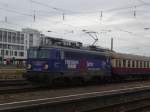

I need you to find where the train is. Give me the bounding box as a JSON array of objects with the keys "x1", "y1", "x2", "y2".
[{"x1": 23, "y1": 44, "x2": 150, "y2": 84}]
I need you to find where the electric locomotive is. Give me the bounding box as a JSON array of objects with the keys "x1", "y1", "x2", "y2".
[{"x1": 24, "y1": 45, "x2": 112, "y2": 84}]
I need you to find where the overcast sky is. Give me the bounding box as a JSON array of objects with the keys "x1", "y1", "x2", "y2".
[{"x1": 0, "y1": 0, "x2": 150, "y2": 55}]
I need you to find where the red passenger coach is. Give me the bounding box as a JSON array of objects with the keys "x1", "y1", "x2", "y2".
[{"x1": 111, "y1": 52, "x2": 150, "y2": 78}]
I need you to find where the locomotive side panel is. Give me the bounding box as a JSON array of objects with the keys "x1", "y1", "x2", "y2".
[{"x1": 24, "y1": 46, "x2": 112, "y2": 83}]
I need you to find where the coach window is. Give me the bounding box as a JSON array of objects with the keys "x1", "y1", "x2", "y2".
[
  {"x1": 142, "y1": 61, "x2": 145, "y2": 68},
  {"x1": 119, "y1": 60, "x2": 122, "y2": 68},
  {"x1": 147, "y1": 61, "x2": 149, "y2": 68},
  {"x1": 112, "y1": 59, "x2": 116, "y2": 67},
  {"x1": 143, "y1": 61, "x2": 145, "y2": 68},
  {"x1": 123, "y1": 59, "x2": 126, "y2": 67},
  {"x1": 144, "y1": 61, "x2": 147, "y2": 68},
  {"x1": 142, "y1": 61, "x2": 144, "y2": 68},
  {"x1": 135, "y1": 61, "x2": 137, "y2": 68},
  {"x1": 132, "y1": 61, "x2": 135, "y2": 68},
  {"x1": 140, "y1": 61, "x2": 142, "y2": 68},
  {"x1": 116, "y1": 59, "x2": 119, "y2": 67},
  {"x1": 136, "y1": 61, "x2": 139, "y2": 68},
  {"x1": 137, "y1": 61, "x2": 140, "y2": 68},
  {"x1": 146, "y1": 61, "x2": 148, "y2": 68},
  {"x1": 128, "y1": 60, "x2": 130, "y2": 68}
]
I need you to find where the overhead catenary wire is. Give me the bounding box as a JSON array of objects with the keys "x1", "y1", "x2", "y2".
[
  {"x1": 0, "y1": 7, "x2": 33, "y2": 17},
  {"x1": 0, "y1": 0, "x2": 147, "y2": 24},
  {"x1": 0, "y1": 0, "x2": 148, "y2": 38},
  {"x1": 29, "y1": 0, "x2": 147, "y2": 14},
  {"x1": 30, "y1": 0, "x2": 79, "y2": 14},
  {"x1": 137, "y1": 0, "x2": 150, "y2": 5}
]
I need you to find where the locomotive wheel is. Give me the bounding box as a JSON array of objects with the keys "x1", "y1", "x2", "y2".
[
  {"x1": 52, "y1": 77, "x2": 70, "y2": 86},
  {"x1": 90, "y1": 76, "x2": 101, "y2": 84},
  {"x1": 72, "y1": 77, "x2": 85, "y2": 85}
]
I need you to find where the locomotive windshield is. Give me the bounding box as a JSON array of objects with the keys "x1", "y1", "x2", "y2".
[{"x1": 28, "y1": 49, "x2": 50, "y2": 59}]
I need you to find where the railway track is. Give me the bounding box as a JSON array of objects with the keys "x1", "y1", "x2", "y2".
[
  {"x1": 0, "y1": 79, "x2": 29, "y2": 87},
  {"x1": 0, "y1": 78, "x2": 148, "y2": 95},
  {"x1": 0, "y1": 79, "x2": 47, "y2": 94},
  {"x1": 1, "y1": 80, "x2": 150, "y2": 112},
  {"x1": 0, "y1": 84, "x2": 47, "y2": 94}
]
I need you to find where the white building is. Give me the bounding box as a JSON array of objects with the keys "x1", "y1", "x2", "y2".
[
  {"x1": 22, "y1": 28, "x2": 43, "y2": 48},
  {"x1": 0, "y1": 28, "x2": 43, "y2": 64}
]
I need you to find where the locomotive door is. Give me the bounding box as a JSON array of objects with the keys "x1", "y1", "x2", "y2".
[
  {"x1": 51, "y1": 49, "x2": 64, "y2": 71},
  {"x1": 79, "y1": 59, "x2": 87, "y2": 72}
]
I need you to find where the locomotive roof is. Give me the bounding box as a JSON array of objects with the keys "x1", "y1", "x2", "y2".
[
  {"x1": 31, "y1": 45, "x2": 112, "y2": 57},
  {"x1": 112, "y1": 52, "x2": 150, "y2": 61}
]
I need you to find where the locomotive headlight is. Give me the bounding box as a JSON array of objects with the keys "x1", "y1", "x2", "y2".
[
  {"x1": 27, "y1": 64, "x2": 31, "y2": 69},
  {"x1": 44, "y1": 64, "x2": 49, "y2": 70}
]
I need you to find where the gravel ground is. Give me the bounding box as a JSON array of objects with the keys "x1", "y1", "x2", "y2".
[
  {"x1": 0, "y1": 69, "x2": 24, "y2": 80},
  {"x1": 0, "y1": 80, "x2": 150, "y2": 104}
]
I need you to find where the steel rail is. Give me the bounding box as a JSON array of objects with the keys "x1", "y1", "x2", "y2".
[{"x1": 1, "y1": 84, "x2": 150, "y2": 111}]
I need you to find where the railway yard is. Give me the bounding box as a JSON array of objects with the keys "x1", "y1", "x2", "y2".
[
  {"x1": 0, "y1": 69, "x2": 150, "y2": 112},
  {"x1": 0, "y1": 0, "x2": 150, "y2": 111}
]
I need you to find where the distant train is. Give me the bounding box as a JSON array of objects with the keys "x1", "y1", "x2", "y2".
[{"x1": 23, "y1": 45, "x2": 150, "y2": 84}]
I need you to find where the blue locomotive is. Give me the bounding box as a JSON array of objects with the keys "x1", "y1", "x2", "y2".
[{"x1": 24, "y1": 45, "x2": 112, "y2": 84}]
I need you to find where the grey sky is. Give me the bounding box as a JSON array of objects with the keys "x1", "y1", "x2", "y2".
[{"x1": 0, "y1": 0, "x2": 150, "y2": 55}]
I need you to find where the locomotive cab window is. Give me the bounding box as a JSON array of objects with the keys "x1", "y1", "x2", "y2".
[
  {"x1": 38, "y1": 49, "x2": 50, "y2": 59},
  {"x1": 28, "y1": 49, "x2": 50, "y2": 59},
  {"x1": 28, "y1": 49, "x2": 37, "y2": 59}
]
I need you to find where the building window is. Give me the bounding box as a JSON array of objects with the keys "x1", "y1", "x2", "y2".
[
  {"x1": 14, "y1": 51, "x2": 17, "y2": 56},
  {"x1": 0, "y1": 31, "x2": 2, "y2": 41},
  {"x1": 5, "y1": 50, "x2": 8, "y2": 56},
  {"x1": 3, "y1": 31, "x2": 7, "y2": 42},
  {"x1": 21, "y1": 37, "x2": 24, "y2": 44},
  {"x1": 1, "y1": 50, "x2": 4, "y2": 56},
  {"x1": 12, "y1": 33, "x2": 16, "y2": 43},
  {"x1": 17, "y1": 36, "x2": 20, "y2": 44},
  {"x1": 8, "y1": 32, "x2": 11, "y2": 43},
  {"x1": 20, "y1": 46, "x2": 24, "y2": 50},
  {"x1": 8, "y1": 45, "x2": 11, "y2": 49},
  {"x1": 29, "y1": 34, "x2": 33, "y2": 46},
  {"x1": 3, "y1": 44, "x2": 7, "y2": 49},
  {"x1": 11, "y1": 51, "x2": 13, "y2": 56},
  {"x1": 19, "y1": 52, "x2": 24, "y2": 57},
  {"x1": 17, "y1": 32, "x2": 20, "y2": 44}
]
